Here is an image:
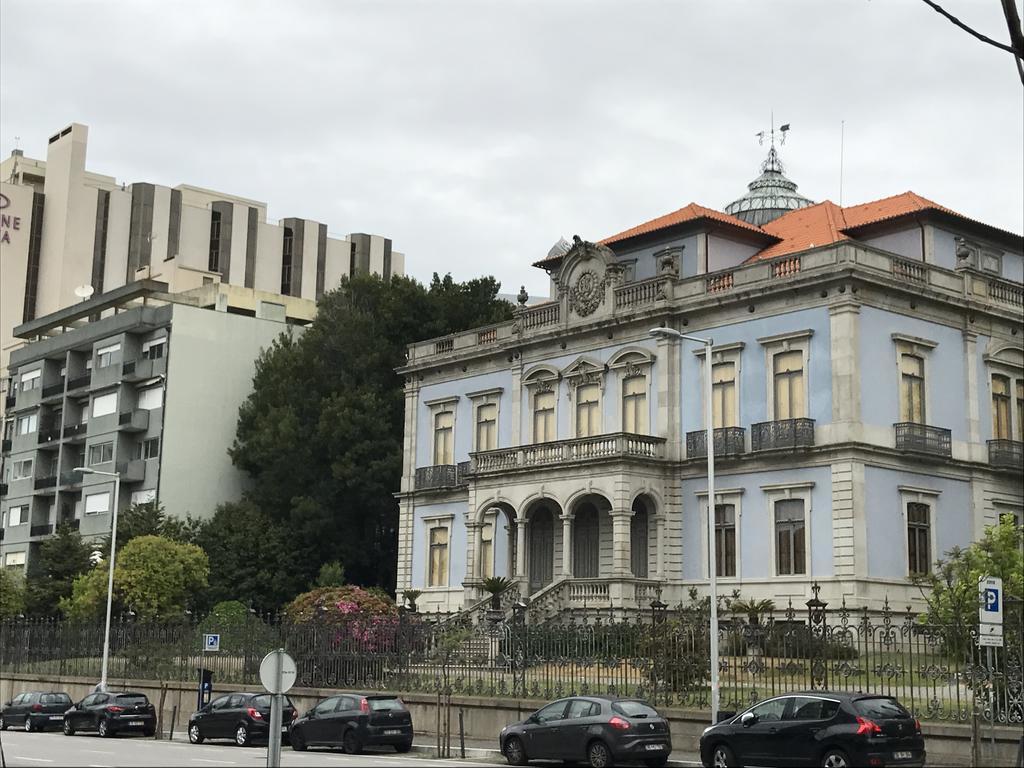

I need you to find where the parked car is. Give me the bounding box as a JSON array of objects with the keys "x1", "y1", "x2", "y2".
[
  {"x1": 0, "y1": 691, "x2": 73, "y2": 732},
  {"x1": 699, "y1": 692, "x2": 926, "y2": 768},
  {"x1": 62, "y1": 691, "x2": 156, "y2": 738},
  {"x1": 188, "y1": 692, "x2": 296, "y2": 747},
  {"x1": 290, "y1": 693, "x2": 413, "y2": 754},
  {"x1": 500, "y1": 696, "x2": 672, "y2": 768}
]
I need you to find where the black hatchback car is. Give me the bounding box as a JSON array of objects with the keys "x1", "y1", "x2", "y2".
[
  {"x1": 188, "y1": 692, "x2": 296, "y2": 746},
  {"x1": 699, "y1": 692, "x2": 926, "y2": 768},
  {"x1": 500, "y1": 696, "x2": 672, "y2": 768},
  {"x1": 0, "y1": 691, "x2": 73, "y2": 732},
  {"x1": 63, "y1": 691, "x2": 156, "y2": 738},
  {"x1": 290, "y1": 693, "x2": 413, "y2": 754}
]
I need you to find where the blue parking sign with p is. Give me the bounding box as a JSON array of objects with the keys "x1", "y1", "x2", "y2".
[
  {"x1": 204, "y1": 633, "x2": 221, "y2": 652},
  {"x1": 984, "y1": 587, "x2": 999, "y2": 612}
]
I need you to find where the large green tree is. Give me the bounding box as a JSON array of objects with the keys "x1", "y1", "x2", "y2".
[
  {"x1": 24, "y1": 522, "x2": 93, "y2": 616},
  {"x1": 0, "y1": 568, "x2": 26, "y2": 619},
  {"x1": 60, "y1": 535, "x2": 209, "y2": 620},
  {"x1": 230, "y1": 272, "x2": 512, "y2": 596}
]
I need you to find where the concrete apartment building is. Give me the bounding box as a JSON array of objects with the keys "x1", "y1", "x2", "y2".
[
  {"x1": 395, "y1": 145, "x2": 1023, "y2": 615},
  {"x1": 0, "y1": 122, "x2": 405, "y2": 416},
  {"x1": 0, "y1": 280, "x2": 314, "y2": 571}
]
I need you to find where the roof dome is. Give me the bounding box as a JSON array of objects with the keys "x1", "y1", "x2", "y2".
[{"x1": 725, "y1": 147, "x2": 815, "y2": 226}]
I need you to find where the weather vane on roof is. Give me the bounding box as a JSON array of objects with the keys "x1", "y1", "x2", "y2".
[{"x1": 756, "y1": 113, "x2": 790, "y2": 147}]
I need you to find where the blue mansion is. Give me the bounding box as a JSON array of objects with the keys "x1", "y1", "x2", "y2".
[{"x1": 395, "y1": 148, "x2": 1023, "y2": 615}]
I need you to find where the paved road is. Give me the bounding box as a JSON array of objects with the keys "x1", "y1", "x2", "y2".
[{"x1": 0, "y1": 730, "x2": 504, "y2": 768}]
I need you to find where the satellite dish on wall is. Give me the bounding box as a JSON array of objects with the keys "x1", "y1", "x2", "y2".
[{"x1": 74, "y1": 285, "x2": 95, "y2": 302}]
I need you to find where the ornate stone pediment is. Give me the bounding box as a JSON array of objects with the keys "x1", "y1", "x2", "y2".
[{"x1": 553, "y1": 235, "x2": 619, "y2": 321}]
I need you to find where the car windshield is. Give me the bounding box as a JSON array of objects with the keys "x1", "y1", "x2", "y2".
[
  {"x1": 611, "y1": 701, "x2": 658, "y2": 718},
  {"x1": 115, "y1": 695, "x2": 149, "y2": 705},
  {"x1": 41, "y1": 694, "x2": 71, "y2": 705},
  {"x1": 854, "y1": 698, "x2": 911, "y2": 719},
  {"x1": 369, "y1": 697, "x2": 405, "y2": 711},
  {"x1": 250, "y1": 695, "x2": 295, "y2": 709}
]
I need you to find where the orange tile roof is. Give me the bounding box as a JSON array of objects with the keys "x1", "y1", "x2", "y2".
[
  {"x1": 599, "y1": 202, "x2": 770, "y2": 245},
  {"x1": 840, "y1": 191, "x2": 957, "y2": 229},
  {"x1": 747, "y1": 201, "x2": 850, "y2": 261}
]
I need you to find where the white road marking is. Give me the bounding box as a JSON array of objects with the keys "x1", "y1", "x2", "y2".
[
  {"x1": 12, "y1": 758, "x2": 55, "y2": 763},
  {"x1": 190, "y1": 760, "x2": 236, "y2": 765},
  {"x1": 82, "y1": 750, "x2": 115, "y2": 755}
]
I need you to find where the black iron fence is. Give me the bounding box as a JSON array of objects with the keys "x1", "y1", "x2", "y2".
[{"x1": 1, "y1": 596, "x2": 1020, "y2": 725}]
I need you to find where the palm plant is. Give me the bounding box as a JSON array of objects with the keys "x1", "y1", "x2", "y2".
[
  {"x1": 401, "y1": 589, "x2": 423, "y2": 612},
  {"x1": 731, "y1": 598, "x2": 776, "y2": 626},
  {"x1": 480, "y1": 576, "x2": 515, "y2": 608}
]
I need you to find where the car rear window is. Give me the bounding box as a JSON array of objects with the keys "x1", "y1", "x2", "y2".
[
  {"x1": 611, "y1": 700, "x2": 659, "y2": 718},
  {"x1": 41, "y1": 694, "x2": 71, "y2": 705},
  {"x1": 368, "y1": 697, "x2": 405, "y2": 712},
  {"x1": 115, "y1": 694, "x2": 149, "y2": 705},
  {"x1": 250, "y1": 695, "x2": 295, "y2": 709},
  {"x1": 854, "y1": 697, "x2": 911, "y2": 719}
]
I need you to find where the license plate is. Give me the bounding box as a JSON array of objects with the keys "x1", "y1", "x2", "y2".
[
  {"x1": 50, "y1": 715, "x2": 63, "y2": 720},
  {"x1": 282, "y1": 726, "x2": 289, "y2": 732},
  {"x1": 894, "y1": 752, "x2": 912, "y2": 760},
  {"x1": 645, "y1": 744, "x2": 663, "y2": 751},
  {"x1": 129, "y1": 720, "x2": 144, "y2": 726},
  {"x1": 385, "y1": 729, "x2": 402, "y2": 735}
]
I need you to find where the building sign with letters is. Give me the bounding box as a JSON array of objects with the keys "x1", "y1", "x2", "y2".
[{"x1": 0, "y1": 193, "x2": 21, "y2": 244}]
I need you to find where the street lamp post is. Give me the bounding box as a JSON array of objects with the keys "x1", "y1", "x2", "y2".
[
  {"x1": 73, "y1": 466, "x2": 121, "y2": 692},
  {"x1": 649, "y1": 326, "x2": 719, "y2": 725}
]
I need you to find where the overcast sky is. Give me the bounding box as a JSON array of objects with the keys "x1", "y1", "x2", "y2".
[{"x1": 2, "y1": 0, "x2": 1021, "y2": 296}]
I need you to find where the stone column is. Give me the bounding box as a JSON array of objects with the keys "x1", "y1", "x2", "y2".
[
  {"x1": 610, "y1": 509, "x2": 633, "y2": 577},
  {"x1": 963, "y1": 330, "x2": 981, "y2": 460},
  {"x1": 654, "y1": 333, "x2": 682, "y2": 461},
  {"x1": 515, "y1": 518, "x2": 529, "y2": 582},
  {"x1": 654, "y1": 514, "x2": 666, "y2": 579},
  {"x1": 560, "y1": 513, "x2": 574, "y2": 577},
  {"x1": 510, "y1": 360, "x2": 523, "y2": 446},
  {"x1": 829, "y1": 299, "x2": 861, "y2": 441},
  {"x1": 464, "y1": 520, "x2": 483, "y2": 582}
]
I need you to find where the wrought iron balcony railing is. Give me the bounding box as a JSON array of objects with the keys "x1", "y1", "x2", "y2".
[
  {"x1": 66, "y1": 373, "x2": 92, "y2": 391},
  {"x1": 987, "y1": 439, "x2": 1023, "y2": 469},
  {"x1": 751, "y1": 418, "x2": 816, "y2": 451},
  {"x1": 686, "y1": 427, "x2": 746, "y2": 459},
  {"x1": 894, "y1": 422, "x2": 952, "y2": 457},
  {"x1": 415, "y1": 464, "x2": 461, "y2": 490},
  {"x1": 42, "y1": 380, "x2": 66, "y2": 399}
]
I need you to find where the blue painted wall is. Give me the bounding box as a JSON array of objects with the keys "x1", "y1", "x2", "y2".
[
  {"x1": 858, "y1": 307, "x2": 968, "y2": 439},
  {"x1": 678, "y1": 307, "x2": 833, "y2": 433},
  {"x1": 616, "y1": 234, "x2": 699, "y2": 280},
  {"x1": 680, "y1": 465, "x2": 833, "y2": 580},
  {"x1": 707, "y1": 235, "x2": 760, "y2": 272},
  {"x1": 411, "y1": 500, "x2": 467, "y2": 589},
  {"x1": 863, "y1": 466, "x2": 971, "y2": 579},
  {"x1": 862, "y1": 228, "x2": 922, "y2": 262},
  {"x1": 416, "y1": 370, "x2": 513, "y2": 467}
]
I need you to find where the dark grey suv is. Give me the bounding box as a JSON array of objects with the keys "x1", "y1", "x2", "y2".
[
  {"x1": 0, "y1": 691, "x2": 73, "y2": 732},
  {"x1": 500, "y1": 696, "x2": 671, "y2": 767}
]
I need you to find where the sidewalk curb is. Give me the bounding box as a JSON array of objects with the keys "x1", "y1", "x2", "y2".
[{"x1": 407, "y1": 742, "x2": 703, "y2": 765}]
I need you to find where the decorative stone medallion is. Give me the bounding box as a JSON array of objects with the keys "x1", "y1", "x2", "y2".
[{"x1": 569, "y1": 269, "x2": 604, "y2": 317}]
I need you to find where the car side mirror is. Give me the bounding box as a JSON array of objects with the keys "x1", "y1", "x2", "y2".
[
  {"x1": 741, "y1": 712, "x2": 757, "y2": 728},
  {"x1": 527, "y1": 714, "x2": 539, "y2": 725}
]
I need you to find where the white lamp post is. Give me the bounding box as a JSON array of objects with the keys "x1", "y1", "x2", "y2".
[
  {"x1": 73, "y1": 466, "x2": 121, "y2": 693},
  {"x1": 649, "y1": 326, "x2": 720, "y2": 725}
]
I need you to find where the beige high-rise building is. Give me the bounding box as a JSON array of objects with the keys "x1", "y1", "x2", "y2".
[{"x1": 0, "y1": 122, "x2": 405, "y2": 413}]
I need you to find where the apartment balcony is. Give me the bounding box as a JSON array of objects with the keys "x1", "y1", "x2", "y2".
[
  {"x1": 33, "y1": 475, "x2": 58, "y2": 494},
  {"x1": 65, "y1": 518, "x2": 81, "y2": 532},
  {"x1": 59, "y1": 470, "x2": 84, "y2": 489},
  {"x1": 4, "y1": 394, "x2": 15, "y2": 409},
  {"x1": 122, "y1": 358, "x2": 156, "y2": 382},
  {"x1": 37, "y1": 425, "x2": 63, "y2": 447},
  {"x1": 30, "y1": 523, "x2": 54, "y2": 538},
  {"x1": 118, "y1": 409, "x2": 150, "y2": 432},
  {"x1": 471, "y1": 433, "x2": 667, "y2": 475},
  {"x1": 894, "y1": 422, "x2": 952, "y2": 458},
  {"x1": 63, "y1": 422, "x2": 88, "y2": 442},
  {"x1": 1, "y1": 439, "x2": 11, "y2": 454},
  {"x1": 0, "y1": 482, "x2": 7, "y2": 497},
  {"x1": 988, "y1": 439, "x2": 1023, "y2": 470},
  {"x1": 751, "y1": 418, "x2": 816, "y2": 451},
  {"x1": 66, "y1": 373, "x2": 92, "y2": 393},
  {"x1": 115, "y1": 459, "x2": 146, "y2": 483},
  {"x1": 686, "y1": 427, "x2": 746, "y2": 459},
  {"x1": 41, "y1": 380, "x2": 66, "y2": 401}
]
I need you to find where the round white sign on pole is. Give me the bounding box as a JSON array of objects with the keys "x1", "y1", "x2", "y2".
[{"x1": 259, "y1": 649, "x2": 297, "y2": 694}]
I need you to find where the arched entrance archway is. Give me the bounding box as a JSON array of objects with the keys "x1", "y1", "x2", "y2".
[
  {"x1": 573, "y1": 502, "x2": 600, "y2": 578},
  {"x1": 631, "y1": 496, "x2": 651, "y2": 578},
  {"x1": 478, "y1": 505, "x2": 516, "y2": 580}
]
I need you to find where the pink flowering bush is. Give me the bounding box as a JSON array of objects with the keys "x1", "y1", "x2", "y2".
[{"x1": 285, "y1": 586, "x2": 404, "y2": 652}]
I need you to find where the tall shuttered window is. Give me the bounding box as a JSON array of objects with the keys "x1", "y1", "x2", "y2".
[
  {"x1": 715, "y1": 504, "x2": 737, "y2": 577},
  {"x1": 433, "y1": 410, "x2": 454, "y2": 465},
  {"x1": 899, "y1": 354, "x2": 926, "y2": 423},
  {"x1": 533, "y1": 390, "x2": 555, "y2": 442},
  {"x1": 992, "y1": 375, "x2": 1012, "y2": 439},
  {"x1": 622, "y1": 375, "x2": 647, "y2": 434},
  {"x1": 575, "y1": 383, "x2": 601, "y2": 438},
  {"x1": 208, "y1": 210, "x2": 222, "y2": 273},
  {"x1": 476, "y1": 403, "x2": 497, "y2": 452},
  {"x1": 428, "y1": 526, "x2": 449, "y2": 587},
  {"x1": 907, "y1": 503, "x2": 931, "y2": 576},
  {"x1": 773, "y1": 350, "x2": 805, "y2": 420},
  {"x1": 775, "y1": 499, "x2": 806, "y2": 576},
  {"x1": 281, "y1": 227, "x2": 294, "y2": 296},
  {"x1": 479, "y1": 518, "x2": 494, "y2": 579},
  {"x1": 712, "y1": 362, "x2": 737, "y2": 428}
]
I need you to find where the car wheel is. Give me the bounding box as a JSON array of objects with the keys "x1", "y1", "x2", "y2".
[
  {"x1": 24, "y1": 717, "x2": 35, "y2": 733},
  {"x1": 587, "y1": 739, "x2": 612, "y2": 768},
  {"x1": 712, "y1": 744, "x2": 737, "y2": 768},
  {"x1": 503, "y1": 735, "x2": 528, "y2": 766},
  {"x1": 63, "y1": 719, "x2": 76, "y2": 736},
  {"x1": 188, "y1": 723, "x2": 204, "y2": 744},
  {"x1": 98, "y1": 718, "x2": 112, "y2": 738},
  {"x1": 291, "y1": 729, "x2": 307, "y2": 752},
  {"x1": 235, "y1": 724, "x2": 250, "y2": 747},
  {"x1": 395, "y1": 741, "x2": 413, "y2": 753},
  {"x1": 342, "y1": 728, "x2": 362, "y2": 755},
  {"x1": 822, "y1": 749, "x2": 850, "y2": 768}
]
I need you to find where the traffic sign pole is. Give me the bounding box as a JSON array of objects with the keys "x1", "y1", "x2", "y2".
[{"x1": 259, "y1": 649, "x2": 295, "y2": 768}]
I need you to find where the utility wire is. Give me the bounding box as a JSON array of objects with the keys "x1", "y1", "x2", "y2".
[{"x1": 918, "y1": 0, "x2": 1024, "y2": 85}]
